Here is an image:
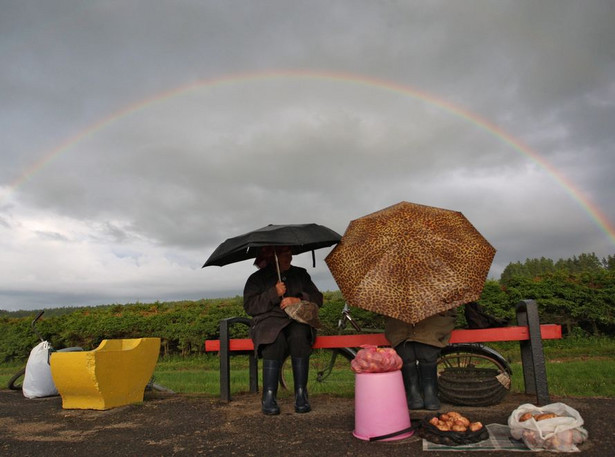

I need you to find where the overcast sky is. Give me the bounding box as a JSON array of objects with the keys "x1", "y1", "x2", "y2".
[{"x1": 1, "y1": 1, "x2": 614, "y2": 311}]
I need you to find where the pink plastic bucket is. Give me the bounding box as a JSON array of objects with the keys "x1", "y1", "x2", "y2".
[{"x1": 353, "y1": 370, "x2": 414, "y2": 441}]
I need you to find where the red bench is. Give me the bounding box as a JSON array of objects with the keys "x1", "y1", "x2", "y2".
[{"x1": 205, "y1": 299, "x2": 562, "y2": 404}]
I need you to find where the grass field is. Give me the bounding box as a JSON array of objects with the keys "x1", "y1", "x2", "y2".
[{"x1": 2, "y1": 336, "x2": 614, "y2": 398}]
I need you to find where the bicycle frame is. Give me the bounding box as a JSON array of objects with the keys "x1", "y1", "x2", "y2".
[
  {"x1": 313, "y1": 304, "x2": 359, "y2": 382},
  {"x1": 315, "y1": 304, "x2": 512, "y2": 386}
]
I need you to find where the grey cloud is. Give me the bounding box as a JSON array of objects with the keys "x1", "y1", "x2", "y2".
[
  {"x1": 1, "y1": 0, "x2": 613, "y2": 310},
  {"x1": 35, "y1": 231, "x2": 69, "y2": 242}
]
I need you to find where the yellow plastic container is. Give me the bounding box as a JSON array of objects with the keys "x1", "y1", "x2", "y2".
[{"x1": 50, "y1": 337, "x2": 160, "y2": 410}]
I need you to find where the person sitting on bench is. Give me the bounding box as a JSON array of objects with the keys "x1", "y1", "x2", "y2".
[
  {"x1": 243, "y1": 246, "x2": 323, "y2": 415},
  {"x1": 386, "y1": 309, "x2": 457, "y2": 411}
]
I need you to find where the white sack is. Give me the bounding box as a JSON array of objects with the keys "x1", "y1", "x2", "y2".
[{"x1": 22, "y1": 341, "x2": 58, "y2": 398}]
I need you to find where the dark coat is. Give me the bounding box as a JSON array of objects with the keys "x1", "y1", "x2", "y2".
[{"x1": 243, "y1": 264, "x2": 323, "y2": 353}]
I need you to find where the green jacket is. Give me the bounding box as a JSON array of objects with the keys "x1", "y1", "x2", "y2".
[{"x1": 384, "y1": 308, "x2": 457, "y2": 349}]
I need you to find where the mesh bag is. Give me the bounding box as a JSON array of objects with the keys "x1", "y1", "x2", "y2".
[
  {"x1": 508, "y1": 403, "x2": 588, "y2": 452},
  {"x1": 284, "y1": 300, "x2": 321, "y2": 328},
  {"x1": 350, "y1": 345, "x2": 403, "y2": 373}
]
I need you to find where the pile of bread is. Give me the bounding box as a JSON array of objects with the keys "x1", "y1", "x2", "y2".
[
  {"x1": 428, "y1": 411, "x2": 484, "y2": 433},
  {"x1": 519, "y1": 412, "x2": 558, "y2": 422}
]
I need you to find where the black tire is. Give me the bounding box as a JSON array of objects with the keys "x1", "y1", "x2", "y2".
[
  {"x1": 438, "y1": 367, "x2": 510, "y2": 406},
  {"x1": 437, "y1": 350, "x2": 512, "y2": 406},
  {"x1": 440, "y1": 344, "x2": 512, "y2": 375},
  {"x1": 7, "y1": 368, "x2": 26, "y2": 391}
]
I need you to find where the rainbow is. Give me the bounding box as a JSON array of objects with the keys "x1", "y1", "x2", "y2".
[{"x1": 5, "y1": 69, "x2": 614, "y2": 244}]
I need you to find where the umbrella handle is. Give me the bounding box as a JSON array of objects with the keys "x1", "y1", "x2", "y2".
[
  {"x1": 273, "y1": 249, "x2": 286, "y2": 298},
  {"x1": 273, "y1": 250, "x2": 282, "y2": 283}
]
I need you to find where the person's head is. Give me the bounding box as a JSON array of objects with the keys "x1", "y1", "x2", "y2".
[
  {"x1": 254, "y1": 246, "x2": 293, "y2": 271},
  {"x1": 275, "y1": 246, "x2": 293, "y2": 272}
]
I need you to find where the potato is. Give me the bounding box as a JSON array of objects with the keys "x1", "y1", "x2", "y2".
[
  {"x1": 469, "y1": 422, "x2": 483, "y2": 432},
  {"x1": 436, "y1": 422, "x2": 451, "y2": 432}
]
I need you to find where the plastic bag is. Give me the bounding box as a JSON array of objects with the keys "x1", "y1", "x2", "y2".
[
  {"x1": 351, "y1": 345, "x2": 402, "y2": 373},
  {"x1": 23, "y1": 341, "x2": 58, "y2": 398},
  {"x1": 508, "y1": 403, "x2": 588, "y2": 452}
]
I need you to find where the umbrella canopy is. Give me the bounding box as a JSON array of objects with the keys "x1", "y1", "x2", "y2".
[
  {"x1": 203, "y1": 223, "x2": 342, "y2": 267},
  {"x1": 325, "y1": 202, "x2": 496, "y2": 324}
]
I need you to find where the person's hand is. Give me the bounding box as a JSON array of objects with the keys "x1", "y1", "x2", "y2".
[
  {"x1": 280, "y1": 296, "x2": 301, "y2": 310},
  {"x1": 275, "y1": 281, "x2": 286, "y2": 297}
]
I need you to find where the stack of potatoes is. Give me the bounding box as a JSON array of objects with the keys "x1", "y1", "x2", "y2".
[{"x1": 428, "y1": 411, "x2": 484, "y2": 433}]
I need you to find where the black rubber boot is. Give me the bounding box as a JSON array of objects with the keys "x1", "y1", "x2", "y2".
[
  {"x1": 419, "y1": 361, "x2": 440, "y2": 411},
  {"x1": 401, "y1": 361, "x2": 424, "y2": 410},
  {"x1": 291, "y1": 357, "x2": 311, "y2": 413},
  {"x1": 261, "y1": 359, "x2": 280, "y2": 415}
]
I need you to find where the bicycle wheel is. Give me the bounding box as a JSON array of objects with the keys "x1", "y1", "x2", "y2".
[
  {"x1": 7, "y1": 368, "x2": 26, "y2": 391},
  {"x1": 437, "y1": 347, "x2": 511, "y2": 406},
  {"x1": 279, "y1": 348, "x2": 356, "y2": 390}
]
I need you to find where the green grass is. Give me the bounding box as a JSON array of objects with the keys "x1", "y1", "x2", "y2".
[
  {"x1": 150, "y1": 342, "x2": 615, "y2": 398},
  {"x1": 0, "y1": 361, "x2": 24, "y2": 389},
  {"x1": 151, "y1": 338, "x2": 615, "y2": 398},
  {"x1": 150, "y1": 351, "x2": 358, "y2": 397},
  {"x1": 3, "y1": 337, "x2": 614, "y2": 398},
  {"x1": 510, "y1": 359, "x2": 615, "y2": 397}
]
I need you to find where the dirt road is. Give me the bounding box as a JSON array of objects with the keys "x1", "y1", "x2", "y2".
[{"x1": 1, "y1": 389, "x2": 611, "y2": 456}]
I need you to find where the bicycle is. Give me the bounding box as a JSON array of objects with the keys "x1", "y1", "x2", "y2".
[
  {"x1": 287, "y1": 304, "x2": 513, "y2": 406},
  {"x1": 7, "y1": 310, "x2": 83, "y2": 391},
  {"x1": 313, "y1": 303, "x2": 362, "y2": 382},
  {"x1": 8, "y1": 311, "x2": 175, "y2": 395},
  {"x1": 278, "y1": 304, "x2": 358, "y2": 390}
]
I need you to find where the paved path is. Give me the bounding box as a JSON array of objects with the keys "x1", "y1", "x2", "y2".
[{"x1": 1, "y1": 390, "x2": 611, "y2": 456}]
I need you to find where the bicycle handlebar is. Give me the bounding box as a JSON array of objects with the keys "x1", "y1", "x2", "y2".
[
  {"x1": 31, "y1": 310, "x2": 45, "y2": 343},
  {"x1": 340, "y1": 303, "x2": 362, "y2": 332}
]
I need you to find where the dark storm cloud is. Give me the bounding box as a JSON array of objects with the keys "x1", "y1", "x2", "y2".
[{"x1": 1, "y1": 0, "x2": 613, "y2": 310}]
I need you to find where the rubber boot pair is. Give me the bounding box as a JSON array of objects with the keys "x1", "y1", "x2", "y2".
[
  {"x1": 401, "y1": 360, "x2": 440, "y2": 410},
  {"x1": 261, "y1": 358, "x2": 311, "y2": 415}
]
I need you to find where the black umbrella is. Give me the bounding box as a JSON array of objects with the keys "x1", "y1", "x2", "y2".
[{"x1": 202, "y1": 223, "x2": 342, "y2": 268}]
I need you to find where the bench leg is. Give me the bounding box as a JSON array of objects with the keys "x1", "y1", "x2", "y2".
[
  {"x1": 249, "y1": 353, "x2": 258, "y2": 394},
  {"x1": 220, "y1": 319, "x2": 232, "y2": 402},
  {"x1": 516, "y1": 299, "x2": 550, "y2": 405},
  {"x1": 219, "y1": 316, "x2": 257, "y2": 401}
]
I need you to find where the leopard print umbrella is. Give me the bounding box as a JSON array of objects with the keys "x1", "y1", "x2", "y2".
[{"x1": 325, "y1": 202, "x2": 496, "y2": 324}]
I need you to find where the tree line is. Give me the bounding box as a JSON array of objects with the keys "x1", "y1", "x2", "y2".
[
  {"x1": 0, "y1": 252, "x2": 613, "y2": 363},
  {"x1": 500, "y1": 252, "x2": 615, "y2": 284}
]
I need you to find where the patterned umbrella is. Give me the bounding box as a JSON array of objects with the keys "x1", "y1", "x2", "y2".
[{"x1": 325, "y1": 202, "x2": 496, "y2": 324}]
